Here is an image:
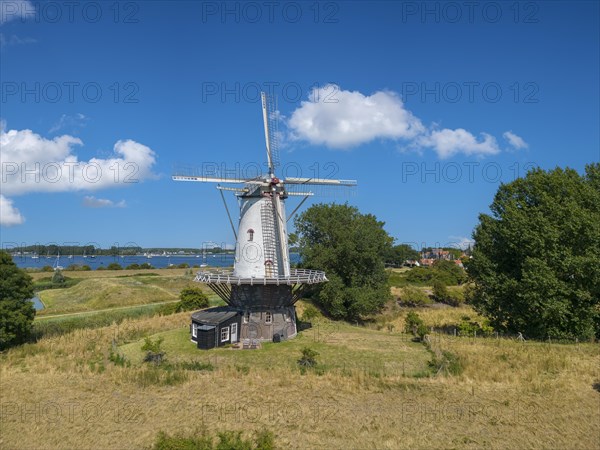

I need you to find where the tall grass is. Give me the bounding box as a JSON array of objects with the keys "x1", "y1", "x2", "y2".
[{"x1": 1, "y1": 307, "x2": 598, "y2": 450}]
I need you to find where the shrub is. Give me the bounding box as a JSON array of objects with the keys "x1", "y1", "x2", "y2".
[
  {"x1": 178, "y1": 287, "x2": 209, "y2": 311},
  {"x1": 142, "y1": 336, "x2": 165, "y2": 365},
  {"x1": 41, "y1": 265, "x2": 53, "y2": 272},
  {"x1": 404, "y1": 311, "x2": 428, "y2": 341},
  {"x1": 301, "y1": 304, "x2": 319, "y2": 321},
  {"x1": 125, "y1": 263, "x2": 140, "y2": 270},
  {"x1": 140, "y1": 263, "x2": 154, "y2": 269},
  {"x1": 158, "y1": 303, "x2": 178, "y2": 316},
  {"x1": 445, "y1": 287, "x2": 465, "y2": 306},
  {"x1": 398, "y1": 286, "x2": 432, "y2": 306},
  {"x1": 177, "y1": 263, "x2": 190, "y2": 269},
  {"x1": 458, "y1": 317, "x2": 494, "y2": 337},
  {"x1": 429, "y1": 350, "x2": 464, "y2": 376},
  {"x1": 80, "y1": 265, "x2": 91, "y2": 271},
  {"x1": 297, "y1": 347, "x2": 319, "y2": 372},
  {"x1": 106, "y1": 263, "x2": 123, "y2": 270},
  {"x1": 432, "y1": 280, "x2": 449, "y2": 302}
]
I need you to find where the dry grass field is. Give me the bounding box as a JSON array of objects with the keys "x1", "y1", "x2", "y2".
[{"x1": 1, "y1": 306, "x2": 598, "y2": 449}]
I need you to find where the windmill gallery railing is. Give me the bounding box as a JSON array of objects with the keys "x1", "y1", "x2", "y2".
[{"x1": 194, "y1": 268, "x2": 327, "y2": 285}]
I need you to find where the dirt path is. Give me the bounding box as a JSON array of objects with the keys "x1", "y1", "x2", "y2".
[{"x1": 35, "y1": 300, "x2": 179, "y2": 320}]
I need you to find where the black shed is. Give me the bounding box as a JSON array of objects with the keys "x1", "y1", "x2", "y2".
[{"x1": 190, "y1": 307, "x2": 241, "y2": 350}]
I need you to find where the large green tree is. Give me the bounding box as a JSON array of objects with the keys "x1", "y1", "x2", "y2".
[
  {"x1": 0, "y1": 250, "x2": 36, "y2": 350},
  {"x1": 468, "y1": 164, "x2": 600, "y2": 340},
  {"x1": 295, "y1": 203, "x2": 393, "y2": 320}
]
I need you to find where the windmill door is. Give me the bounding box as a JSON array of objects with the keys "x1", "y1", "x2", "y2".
[{"x1": 230, "y1": 323, "x2": 238, "y2": 342}]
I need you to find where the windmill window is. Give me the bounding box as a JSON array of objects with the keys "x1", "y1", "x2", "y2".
[
  {"x1": 221, "y1": 327, "x2": 230, "y2": 342},
  {"x1": 265, "y1": 311, "x2": 272, "y2": 324},
  {"x1": 247, "y1": 229, "x2": 254, "y2": 241},
  {"x1": 243, "y1": 311, "x2": 250, "y2": 323}
]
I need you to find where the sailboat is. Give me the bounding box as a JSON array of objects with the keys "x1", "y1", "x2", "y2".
[
  {"x1": 200, "y1": 249, "x2": 208, "y2": 268},
  {"x1": 53, "y1": 252, "x2": 63, "y2": 271}
]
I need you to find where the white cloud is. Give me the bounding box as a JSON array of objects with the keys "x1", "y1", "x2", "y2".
[
  {"x1": 448, "y1": 236, "x2": 475, "y2": 250},
  {"x1": 0, "y1": 0, "x2": 35, "y2": 25},
  {"x1": 0, "y1": 33, "x2": 36, "y2": 48},
  {"x1": 288, "y1": 85, "x2": 425, "y2": 149},
  {"x1": 83, "y1": 196, "x2": 126, "y2": 208},
  {"x1": 503, "y1": 131, "x2": 528, "y2": 150},
  {"x1": 0, "y1": 194, "x2": 24, "y2": 226},
  {"x1": 0, "y1": 126, "x2": 157, "y2": 196},
  {"x1": 417, "y1": 128, "x2": 500, "y2": 159},
  {"x1": 49, "y1": 113, "x2": 89, "y2": 133},
  {"x1": 0, "y1": 124, "x2": 156, "y2": 226},
  {"x1": 286, "y1": 85, "x2": 521, "y2": 159}
]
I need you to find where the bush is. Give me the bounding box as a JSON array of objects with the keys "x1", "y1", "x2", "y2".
[
  {"x1": 80, "y1": 265, "x2": 91, "y2": 271},
  {"x1": 404, "y1": 311, "x2": 428, "y2": 341},
  {"x1": 297, "y1": 347, "x2": 319, "y2": 372},
  {"x1": 432, "y1": 280, "x2": 448, "y2": 302},
  {"x1": 140, "y1": 263, "x2": 154, "y2": 269},
  {"x1": 125, "y1": 263, "x2": 140, "y2": 270},
  {"x1": 142, "y1": 336, "x2": 165, "y2": 365},
  {"x1": 178, "y1": 287, "x2": 209, "y2": 311},
  {"x1": 158, "y1": 303, "x2": 178, "y2": 316},
  {"x1": 445, "y1": 287, "x2": 465, "y2": 306},
  {"x1": 106, "y1": 263, "x2": 123, "y2": 270},
  {"x1": 41, "y1": 265, "x2": 53, "y2": 272},
  {"x1": 457, "y1": 317, "x2": 494, "y2": 337},
  {"x1": 398, "y1": 286, "x2": 432, "y2": 306},
  {"x1": 301, "y1": 304, "x2": 319, "y2": 321},
  {"x1": 177, "y1": 263, "x2": 190, "y2": 269}
]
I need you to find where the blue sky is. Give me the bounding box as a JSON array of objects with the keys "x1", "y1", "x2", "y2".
[{"x1": 1, "y1": 0, "x2": 598, "y2": 251}]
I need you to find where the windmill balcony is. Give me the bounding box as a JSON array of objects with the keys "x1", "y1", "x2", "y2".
[{"x1": 193, "y1": 268, "x2": 327, "y2": 285}]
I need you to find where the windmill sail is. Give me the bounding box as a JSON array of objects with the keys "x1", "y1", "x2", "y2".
[{"x1": 261, "y1": 92, "x2": 280, "y2": 175}]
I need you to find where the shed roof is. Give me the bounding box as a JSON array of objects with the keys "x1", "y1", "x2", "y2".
[{"x1": 191, "y1": 306, "x2": 239, "y2": 325}]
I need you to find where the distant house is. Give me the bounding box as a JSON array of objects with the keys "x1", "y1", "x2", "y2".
[
  {"x1": 421, "y1": 248, "x2": 452, "y2": 260},
  {"x1": 419, "y1": 258, "x2": 435, "y2": 267}
]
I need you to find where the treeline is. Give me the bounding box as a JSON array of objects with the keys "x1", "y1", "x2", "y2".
[{"x1": 8, "y1": 245, "x2": 232, "y2": 256}]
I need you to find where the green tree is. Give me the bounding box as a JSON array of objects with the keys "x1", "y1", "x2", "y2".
[
  {"x1": 385, "y1": 244, "x2": 420, "y2": 266},
  {"x1": 432, "y1": 280, "x2": 449, "y2": 302},
  {"x1": 295, "y1": 203, "x2": 393, "y2": 320},
  {"x1": 468, "y1": 164, "x2": 600, "y2": 340},
  {"x1": 0, "y1": 250, "x2": 36, "y2": 350},
  {"x1": 178, "y1": 287, "x2": 209, "y2": 311}
]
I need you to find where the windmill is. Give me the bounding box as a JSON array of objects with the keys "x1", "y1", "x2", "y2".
[{"x1": 173, "y1": 93, "x2": 356, "y2": 349}]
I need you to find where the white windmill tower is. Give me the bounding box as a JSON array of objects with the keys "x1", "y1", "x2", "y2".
[{"x1": 173, "y1": 93, "x2": 356, "y2": 349}]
